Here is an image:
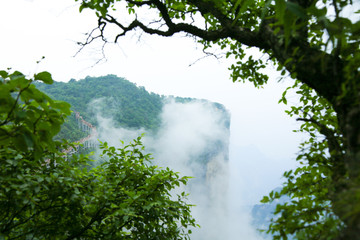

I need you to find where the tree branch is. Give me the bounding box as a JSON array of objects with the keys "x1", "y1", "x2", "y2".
[
  {"x1": 296, "y1": 117, "x2": 343, "y2": 157},
  {"x1": 79, "y1": 0, "x2": 346, "y2": 104}
]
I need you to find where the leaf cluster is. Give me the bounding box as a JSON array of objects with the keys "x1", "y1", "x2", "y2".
[
  {"x1": 0, "y1": 71, "x2": 197, "y2": 239},
  {"x1": 261, "y1": 81, "x2": 345, "y2": 239},
  {"x1": 0, "y1": 70, "x2": 70, "y2": 160}
]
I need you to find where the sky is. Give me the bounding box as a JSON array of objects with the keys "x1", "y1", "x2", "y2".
[{"x1": 1, "y1": 0, "x2": 305, "y2": 227}]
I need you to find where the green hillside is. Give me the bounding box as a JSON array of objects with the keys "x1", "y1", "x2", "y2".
[
  {"x1": 36, "y1": 75, "x2": 164, "y2": 142},
  {"x1": 37, "y1": 74, "x2": 231, "y2": 195},
  {"x1": 36, "y1": 75, "x2": 230, "y2": 147}
]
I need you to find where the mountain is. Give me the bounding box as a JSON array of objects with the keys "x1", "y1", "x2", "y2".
[
  {"x1": 37, "y1": 75, "x2": 229, "y2": 137},
  {"x1": 36, "y1": 74, "x2": 230, "y2": 169},
  {"x1": 36, "y1": 75, "x2": 161, "y2": 140},
  {"x1": 37, "y1": 74, "x2": 231, "y2": 239}
]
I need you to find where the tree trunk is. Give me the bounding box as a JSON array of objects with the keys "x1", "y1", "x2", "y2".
[{"x1": 333, "y1": 101, "x2": 360, "y2": 239}]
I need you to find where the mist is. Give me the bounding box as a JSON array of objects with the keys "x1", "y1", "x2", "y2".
[{"x1": 90, "y1": 98, "x2": 264, "y2": 240}]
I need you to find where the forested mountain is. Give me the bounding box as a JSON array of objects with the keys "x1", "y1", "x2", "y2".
[
  {"x1": 36, "y1": 74, "x2": 230, "y2": 145},
  {"x1": 36, "y1": 75, "x2": 164, "y2": 141}
]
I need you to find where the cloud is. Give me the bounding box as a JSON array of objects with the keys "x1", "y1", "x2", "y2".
[{"x1": 90, "y1": 98, "x2": 264, "y2": 239}]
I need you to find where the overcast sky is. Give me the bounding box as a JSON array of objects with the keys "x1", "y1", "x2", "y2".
[{"x1": 0, "y1": 0, "x2": 305, "y2": 205}]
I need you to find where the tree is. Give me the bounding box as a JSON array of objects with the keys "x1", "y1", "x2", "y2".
[
  {"x1": 74, "y1": 0, "x2": 360, "y2": 239},
  {"x1": 261, "y1": 82, "x2": 344, "y2": 239},
  {"x1": 0, "y1": 70, "x2": 196, "y2": 239}
]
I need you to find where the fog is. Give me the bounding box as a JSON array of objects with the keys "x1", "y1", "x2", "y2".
[{"x1": 90, "y1": 98, "x2": 264, "y2": 239}]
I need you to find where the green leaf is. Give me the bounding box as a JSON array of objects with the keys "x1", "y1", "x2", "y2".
[
  {"x1": 261, "y1": 195, "x2": 270, "y2": 203},
  {"x1": 275, "y1": 0, "x2": 286, "y2": 24},
  {"x1": 14, "y1": 134, "x2": 28, "y2": 152},
  {"x1": 34, "y1": 71, "x2": 53, "y2": 84},
  {"x1": 79, "y1": 4, "x2": 86, "y2": 13},
  {"x1": 23, "y1": 131, "x2": 34, "y2": 148},
  {"x1": 52, "y1": 101, "x2": 71, "y2": 115},
  {"x1": 286, "y1": 1, "x2": 307, "y2": 19},
  {"x1": 0, "y1": 70, "x2": 8, "y2": 79}
]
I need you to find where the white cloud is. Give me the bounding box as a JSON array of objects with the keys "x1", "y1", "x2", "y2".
[{"x1": 90, "y1": 98, "x2": 263, "y2": 239}]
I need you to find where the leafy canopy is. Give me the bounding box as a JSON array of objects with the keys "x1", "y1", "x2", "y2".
[
  {"x1": 261, "y1": 81, "x2": 344, "y2": 239},
  {"x1": 0, "y1": 69, "x2": 196, "y2": 239}
]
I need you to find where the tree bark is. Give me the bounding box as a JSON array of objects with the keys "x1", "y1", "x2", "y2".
[{"x1": 333, "y1": 101, "x2": 360, "y2": 239}]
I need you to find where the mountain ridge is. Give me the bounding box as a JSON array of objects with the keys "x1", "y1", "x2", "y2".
[{"x1": 36, "y1": 74, "x2": 230, "y2": 143}]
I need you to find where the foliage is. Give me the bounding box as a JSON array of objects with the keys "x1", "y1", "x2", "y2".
[
  {"x1": 0, "y1": 69, "x2": 69, "y2": 159},
  {"x1": 0, "y1": 70, "x2": 196, "y2": 239},
  {"x1": 251, "y1": 188, "x2": 292, "y2": 239},
  {"x1": 36, "y1": 75, "x2": 164, "y2": 141},
  {"x1": 55, "y1": 113, "x2": 88, "y2": 143},
  {"x1": 261, "y1": 81, "x2": 345, "y2": 239},
  {"x1": 75, "y1": 0, "x2": 360, "y2": 239}
]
